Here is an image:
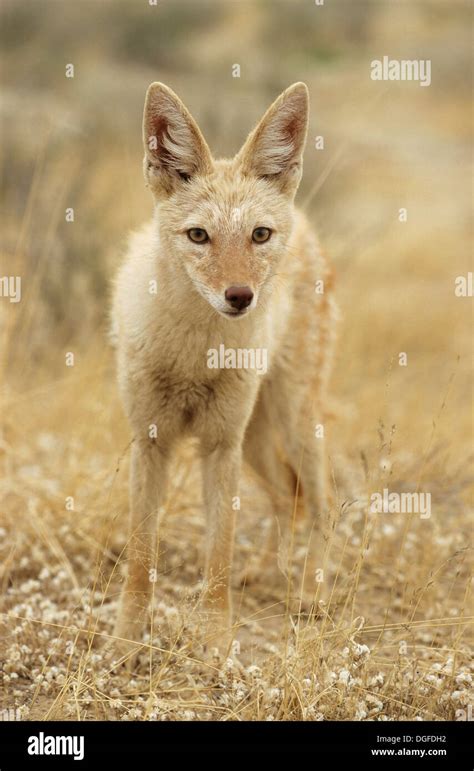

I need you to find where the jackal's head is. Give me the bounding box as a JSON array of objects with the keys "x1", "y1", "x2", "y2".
[{"x1": 143, "y1": 82, "x2": 309, "y2": 319}]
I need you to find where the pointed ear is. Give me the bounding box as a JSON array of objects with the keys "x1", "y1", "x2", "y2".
[
  {"x1": 143, "y1": 82, "x2": 213, "y2": 197},
  {"x1": 236, "y1": 83, "x2": 309, "y2": 197}
]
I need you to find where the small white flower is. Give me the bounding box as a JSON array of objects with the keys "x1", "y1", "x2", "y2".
[
  {"x1": 352, "y1": 642, "x2": 370, "y2": 659},
  {"x1": 246, "y1": 665, "x2": 262, "y2": 682},
  {"x1": 338, "y1": 669, "x2": 351, "y2": 685}
]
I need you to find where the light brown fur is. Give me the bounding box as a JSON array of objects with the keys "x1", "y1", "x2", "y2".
[{"x1": 110, "y1": 82, "x2": 338, "y2": 662}]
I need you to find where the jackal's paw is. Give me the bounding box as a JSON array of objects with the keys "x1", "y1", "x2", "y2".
[
  {"x1": 295, "y1": 576, "x2": 334, "y2": 617},
  {"x1": 201, "y1": 630, "x2": 243, "y2": 674},
  {"x1": 198, "y1": 609, "x2": 235, "y2": 659},
  {"x1": 295, "y1": 594, "x2": 328, "y2": 618},
  {"x1": 237, "y1": 562, "x2": 262, "y2": 587},
  {"x1": 104, "y1": 625, "x2": 144, "y2": 671},
  {"x1": 238, "y1": 560, "x2": 288, "y2": 594}
]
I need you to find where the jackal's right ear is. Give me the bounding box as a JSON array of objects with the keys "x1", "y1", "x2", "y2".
[{"x1": 143, "y1": 83, "x2": 213, "y2": 196}]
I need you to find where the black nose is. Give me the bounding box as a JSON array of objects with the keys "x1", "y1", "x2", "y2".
[{"x1": 225, "y1": 286, "x2": 254, "y2": 311}]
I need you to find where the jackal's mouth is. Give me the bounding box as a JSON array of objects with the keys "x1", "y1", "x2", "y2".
[{"x1": 221, "y1": 307, "x2": 250, "y2": 319}]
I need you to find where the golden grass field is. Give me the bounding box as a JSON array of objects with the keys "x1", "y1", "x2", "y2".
[{"x1": 0, "y1": 0, "x2": 472, "y2": 721}]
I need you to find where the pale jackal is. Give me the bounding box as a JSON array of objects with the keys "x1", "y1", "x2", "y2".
[{"x1": 111, "y1": 82, "x2": 337, "y2": 661}]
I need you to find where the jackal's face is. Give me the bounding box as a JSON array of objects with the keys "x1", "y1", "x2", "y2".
[{"x1": 143, "y1": 82, "x2": 309, "y2": 319}]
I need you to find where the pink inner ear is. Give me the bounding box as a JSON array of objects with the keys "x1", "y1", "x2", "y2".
[
  {"x1": 147, "y1": 113, "x2": 167, "y2": 159},
  {"x1": 147, "y1": 113, "x2": 182, "y2": 174},
  {"x1": 286, "y1": 115, "x2": 300, "y2": 141}
]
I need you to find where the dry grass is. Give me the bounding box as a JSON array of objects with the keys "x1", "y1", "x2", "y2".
[{"x1": 0, "y1": 0, "x2": 472, "y2": 721}]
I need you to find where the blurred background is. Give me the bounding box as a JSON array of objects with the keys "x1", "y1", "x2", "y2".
[
  {"x1": 0, "y1": 0, "x2": 472, "y2": 720},
  {"x1": 1, "y1": 1, "x2": 471, "y2": 435}
]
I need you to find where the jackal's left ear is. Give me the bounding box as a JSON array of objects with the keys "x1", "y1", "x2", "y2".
[
  {"x1": 143, "y1": 82, "x2": 213, "y2": 196},
  {"x1": 237, "y1": 83, "x2": 309, "y2": 197}
]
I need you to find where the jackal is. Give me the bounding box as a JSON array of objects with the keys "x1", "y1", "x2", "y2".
[{"x1": 110, "y1": 82, "x2": 337, "y2": 661}]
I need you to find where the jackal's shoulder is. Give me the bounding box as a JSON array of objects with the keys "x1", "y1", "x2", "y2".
[
  {"x1": 109, "y1": 221, "x2": 158, "y2": 348},
  {"x1": 290, "y1": 208, "x2": 335, "y2": 291}
]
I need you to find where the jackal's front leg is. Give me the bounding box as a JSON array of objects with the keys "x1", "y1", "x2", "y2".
[
  {"x1": 200, "y1": 444, "x2": 241, "y2": 653},
  {"x1": 298, "y1": 435, "x2": 336, "y2": 611},
  {"x1": 110, "y1": 441, "x2": 168, "y2": 664}
]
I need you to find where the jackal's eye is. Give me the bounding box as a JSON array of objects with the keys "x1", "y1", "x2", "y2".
[
  {"x1": 187, "y1": 228, "x2": 209, "y2": 244},
  {"x1": 252, "y1": 227, "x2": 272, "y2": 243}
]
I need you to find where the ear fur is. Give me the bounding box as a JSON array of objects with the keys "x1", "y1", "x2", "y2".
[
  {"x1": 236, "y1": 82, "x2": 309, "y2": 196},
  {"x1": 143, "y1": 82, "x2": 213, "y2": 196}
]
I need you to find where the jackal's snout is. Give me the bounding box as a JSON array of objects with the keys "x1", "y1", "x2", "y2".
[{"x1": 224, "y1": 285, "x2": 254, "y2": 313}]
